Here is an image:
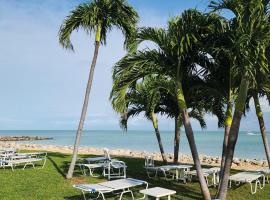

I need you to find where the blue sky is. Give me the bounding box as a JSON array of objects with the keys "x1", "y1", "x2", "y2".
[{"x1": 0, "y1": 0, "x2": 269, "y2": 131}]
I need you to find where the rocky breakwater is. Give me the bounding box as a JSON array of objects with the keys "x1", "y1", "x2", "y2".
[{"x1": 0, "y1": 136, "x2": 53, "y2": 141}]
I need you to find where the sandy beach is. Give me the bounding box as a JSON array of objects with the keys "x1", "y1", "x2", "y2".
[{"x1": 0, "y1": 142, "x2": 267, "y2": 171}]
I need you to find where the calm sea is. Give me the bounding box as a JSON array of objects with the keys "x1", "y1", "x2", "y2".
[{"x1": 0, "y1": 130, "x2": 267, "y2": 159}]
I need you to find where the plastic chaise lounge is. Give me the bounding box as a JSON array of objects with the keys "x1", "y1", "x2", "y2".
[
  {"x1": 0, "y1": 152, "x2": 47, "y2": 171},
  {"x1": 186, "y1": 167, "x2": 220, "y2": 187},
  {"x1": 256, "y1": 168, "x2": 270, "y2": 183},
  {"x1": 229, "y1": 171, "x2": 265, "y2": 194},
  {"x1": 144, "y1": 156, "x2": 172, "y2": 180},
  {"x1": 73, "y1": 178, "x2": 148, "y2": 200},
  {"x1": 78, "y1": 160, "x2": 126, "y2": 179},
  {"x1": 77, "y1": 163, "x2": 105, "y2": 177},
  {"x1": 103, "y1": 160, "x2": 127, "y2": 180}
]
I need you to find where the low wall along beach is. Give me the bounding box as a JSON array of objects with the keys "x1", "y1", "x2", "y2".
[{"x1": 0, "y1": 142, "x2": 267, "y2": 170}]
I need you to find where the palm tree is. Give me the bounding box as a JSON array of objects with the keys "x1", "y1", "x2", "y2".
[
  {"x1": 58, "y1": 0, "x2": 138, "y2": 179},
  {"x1": 111, "y1": 10, "x2": 226, "y2": 199},
  {"x1": 111, "y1": 76, "x2": 168, "y2": 163},
  {"x1": 201, "y1": 20, "x2": 237, "y2": 181},
  {"x1": 111, "y1": 75, "x2": 211, "y2": 164},
  {"x1": 158, "y1": 74, "x2": 225, "y2": 164},
  {"x1": 210, "y1": 0, "x2": 270, "y2": 199},
  {"x1": 245, "y1": 72, "x2": 270, "y2": 168}
]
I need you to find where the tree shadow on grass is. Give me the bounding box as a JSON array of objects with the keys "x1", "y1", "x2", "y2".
[
  {"x1": 47, "y1": 156, "x2": 66, "y2": 178},
  {"x1": 47, "y1": 152, "x2": 69, "y2": 158},
  {"x1": 64, "y1": 195, "x2": 82, "y2": 200}
]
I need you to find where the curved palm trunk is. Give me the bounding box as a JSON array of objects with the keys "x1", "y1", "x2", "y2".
[
  {"x1": 151, "y1": 112, "x2": 167, "y2": 163},
  {"x1": 254, "y1": 95, "x2": 270, "y2": 168},
  {"x1": 173, "y1": 116, "x2": 181, "y2": 163},
  {"x1": 176, "y1": 81, "x2": 211, "y2": 200},
  {"x1": 217, "y1": 78, "x2": 249, "y2": 200},
  {"x1": 66, "y1": 27, "x2": 101, "y2": 179}
]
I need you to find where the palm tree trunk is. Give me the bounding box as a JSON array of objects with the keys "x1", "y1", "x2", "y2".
[
  {"x1": 182, "y1": 109, "x2": 211, "y2": 200},
  {"x1": 217, "y1": 111, "x2": 242, "y2": 199},
  {"x1": 66, "y1": 27, "x2": 101, "y2": 179},
  {"x1": 254, "y1": 94, "x2": 270, "y2": 168},
  {"x1": 151, "y1": 112, "x2": 167, "y2": 163},
  {"x1": 218, "y1": 100, "x2": 232, "y2": 189},
  {"x1": 217, "y1": 78, "x2": 249, "y2": 200},
  {"x1": 176, "y1": 80, "x2": 211, "y2": 200},
  {"x1": 173, "y1": 116, "x2": 180, "y2": 163}
]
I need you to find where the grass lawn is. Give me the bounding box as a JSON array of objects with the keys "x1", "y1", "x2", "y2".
[{"x1": 0, "y1": 152, "x2": 269, "y2": 200}]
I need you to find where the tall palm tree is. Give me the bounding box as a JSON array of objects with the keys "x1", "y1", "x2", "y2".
[
  {"x1": 210, "y1": 0, "x2": 270, "y2": 199},
  {"x1": 111, "y1": 76, "x2": 168, "y2": 163},
  {"x1": 245, "y1": 73, "x2": 270, "y2": 168},
  {"x1": 111, "y1": 10, "x2": 226, "y2": 199},
  {"x1": 58, "y1": 0, "x2": 138, "y2": 179},
  {"x1": 201, "y1": 20, "x2": 238, "y2": 181}
]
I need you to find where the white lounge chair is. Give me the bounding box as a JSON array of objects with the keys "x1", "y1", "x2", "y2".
[
  {"x1": 0, "y1": 152, "x2": 47, "y2": 171},
  {"x1": 77, "y1": 149, "x2": 126, "y2": 179},
  {"x1": 229, "y1": 171, "x2": 265, "y2": 194},
  {"x1": 103, "y1": 160, "x2": 127, "y2": 180},
  {"x1": 186, "y1": 167, "x2": 220, "y2": 187},
  {"x1": 73, "y1": 178, "x2": 148, "y2": 200},
  {"x1": 76, "y1": 163, "x2": 105, "y2": 177},
  {"x1": 144, "y1": 156, "x2": 168, "y2": 179},
  {"x1": 158, "y1": 164, "x2": 193, "y2": 183},
  {"x1": 256, "y1": 168, "x2": 270, "y2": 183}
]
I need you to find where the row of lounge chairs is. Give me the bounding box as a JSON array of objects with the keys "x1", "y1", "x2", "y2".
[
  {"x1": 144, "y1": 155, "x2": 220, "y2": 186},
  {"x1": 74, "y1": 150, "x2": 270, "y2": 199},
  {"x1": 0, "y1": 148, "x2": 47, "y2": 171},
  {"x1": 74, "y1": 150, "x2": 177, "y2": 200},
  {"x1": 144, "y1": 155, "x2": 269, "y2": 195}
]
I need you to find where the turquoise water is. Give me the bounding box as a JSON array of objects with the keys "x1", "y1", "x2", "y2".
[{"x1": 0, "y1": 130, "x2": 267, "y2": 159}]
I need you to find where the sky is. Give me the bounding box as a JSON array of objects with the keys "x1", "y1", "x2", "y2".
[{"x1": 0, "y1": 0, "x2": 269, "y2": 131}]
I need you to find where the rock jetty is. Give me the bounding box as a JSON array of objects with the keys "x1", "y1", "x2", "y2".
[{"x1": 0, "y1": 136, "x2": 53, "y2": 141}]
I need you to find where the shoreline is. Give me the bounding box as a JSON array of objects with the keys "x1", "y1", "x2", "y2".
[{"x1": 0, "y1": 142, "x2": 267, "y2": 170}]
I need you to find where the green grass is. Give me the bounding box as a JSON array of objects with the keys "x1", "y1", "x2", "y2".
[{"x1": 0, "y1": 152, "x2": 269, "y2": 199}]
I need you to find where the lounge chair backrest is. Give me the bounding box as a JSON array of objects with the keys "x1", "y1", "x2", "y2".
[
  {"x1": 145, "y1": 156, "x2": 154, "y2": 167},
  {"x1": 0, "y1": 148, "x2": 16, "y2": 157},
  {"x1": 106, "y1": 160, "x2": 126, "y2": 180},
  {"x1": 103, "y1": 148, "x2": 111, "y2": 160}
]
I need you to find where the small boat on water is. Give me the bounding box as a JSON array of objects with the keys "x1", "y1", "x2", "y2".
[{"x1": 246, "y1": 132, "x2": 259, "y2": 136}]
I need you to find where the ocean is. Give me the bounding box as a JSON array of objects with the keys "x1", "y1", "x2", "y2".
[{"x1": 0, "y1": 130, "x2": 267, "y2": 159}]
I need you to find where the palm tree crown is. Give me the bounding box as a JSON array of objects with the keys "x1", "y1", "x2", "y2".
[{"x1": 59, "y1": 0, "x2": 138, "y2": 50}]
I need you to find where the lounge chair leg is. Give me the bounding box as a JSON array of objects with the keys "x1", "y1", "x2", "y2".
[
  {"x1": 130, "y1": 191, "x2": 134, "y2": 199},
  {"x1": 42, "y1": 158, "x2": 47, "y2": 168},
  {"x1": 100, "y1": 192, "x2": 106, "y2": 200},
  {"x1": 82, "y1": 191, "x2": 86, "y2": 200},
  {"x1": 119, "y1": 189, "x2": 133, "y2": 200},
  {"x1": 262, "y1": 175, "x2": 266, "y2": 188},
  {"x1": 249, "y1": 181, "x2": 257, "y2": 194},
  {"x1": 138, "y1": 183, "x2": 148, "y2": 200},
  {"x1": 23, "y1": 163, "x2": 35, "y2": 170}
]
